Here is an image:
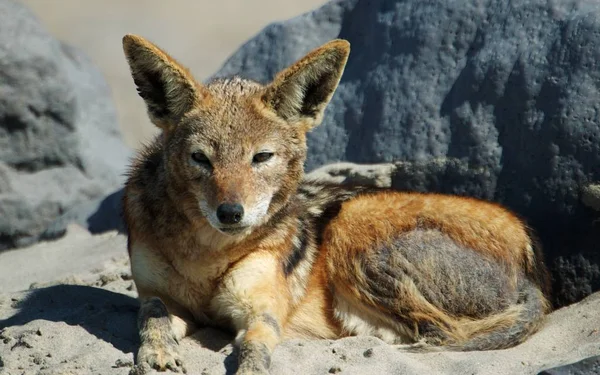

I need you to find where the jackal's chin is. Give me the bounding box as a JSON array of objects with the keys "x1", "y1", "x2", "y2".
[
  {"x1": 207, "y1": 218, "x2": 262, "y2": 238},
  {"x1": 215, "y1": 225, "x2": 254, "y2": 237}
]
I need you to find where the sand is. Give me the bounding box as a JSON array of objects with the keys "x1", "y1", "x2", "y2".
[{"x1": 1, "y1": 225, "x2": 599, "y2": 375}]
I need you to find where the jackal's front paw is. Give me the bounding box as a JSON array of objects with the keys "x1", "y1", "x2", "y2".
[
  {"x1": 134, "y1": 341, "x2": 186, "y2": 373},
  {"x1": 235, "y1": 362, "x2": 270, "y2": 375},
  {"x1": 235, "y1": 341, "x2": 271, "y2": 375}
]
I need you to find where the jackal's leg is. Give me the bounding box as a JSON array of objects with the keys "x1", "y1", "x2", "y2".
[
  {"x1": 134, "y1": 296, "x2": 196, "y2": 373},
  {"x1": 215, "y1": 254, "x2": 288, "y2": 375},
  {"x1": 234, "y1": 312, "x2": 282, "y2": 375}
]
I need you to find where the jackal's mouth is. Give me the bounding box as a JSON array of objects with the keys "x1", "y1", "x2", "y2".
[{"x1": 218, "y1": 226, "x2": 250, "y2": 235}]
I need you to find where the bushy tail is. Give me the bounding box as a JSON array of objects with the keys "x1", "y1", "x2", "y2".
[{"x1": 401, "y1": 278, "x2": 550, "y2": 353}]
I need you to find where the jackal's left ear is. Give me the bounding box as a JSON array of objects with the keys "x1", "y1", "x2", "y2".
[
  {"x1": 262, "y1": 39, "x2": 350, "y2": 128},
  {"x1": 122, "y1": 34, "x2": 206, "y2": 130}
]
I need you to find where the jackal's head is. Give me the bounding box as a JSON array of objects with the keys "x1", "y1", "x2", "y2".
[{"x1": 123, "y1": 35, "x2": 349, "y2": 235}]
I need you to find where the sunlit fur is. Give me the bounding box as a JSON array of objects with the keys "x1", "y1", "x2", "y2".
[{"x1": 122, "y1": 34, "x2": 551, "y2": 374}]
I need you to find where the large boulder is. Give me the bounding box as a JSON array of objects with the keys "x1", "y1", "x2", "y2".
[
  {"x1": 0, "y1": 0, "x2": 130, "y2": 250},
  {"x1": 213, "y1": 0, "x2": 600, "y2": 306}
]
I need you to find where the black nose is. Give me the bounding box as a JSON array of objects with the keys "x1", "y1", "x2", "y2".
[{"x1": 216, "y1": 203, "x2": 244, "y2": 225}]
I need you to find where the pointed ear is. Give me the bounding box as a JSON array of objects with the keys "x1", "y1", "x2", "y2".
[
  {"x1": 122, "y1": 34, "x2": 204, "y2": 129},
  {"x1": 262, "y1": 39, "x2": 350, "y2": 128}
]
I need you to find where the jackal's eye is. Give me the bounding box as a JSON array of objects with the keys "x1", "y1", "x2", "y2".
[
  {"x1": 191, "y1": 152, "x2": 211, "y2": 167},
  {"x1": 252, "y1": 152, "x2": 274, "y2": 164}
]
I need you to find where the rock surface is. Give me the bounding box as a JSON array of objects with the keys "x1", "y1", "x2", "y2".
[
  {"x1": 213, "y1": 0, "x2": 600, "y2": 306},
  {"x1": 540, "y1": 355, "x2": 600, "y2": 375},
  {"x1": 0, "y1": 0, "x2": 130, "y2": 250}
]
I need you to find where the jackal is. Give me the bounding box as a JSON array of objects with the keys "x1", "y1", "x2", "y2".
[{"x1": 122, "y1": 34, "x2": 551, "y2": 374}]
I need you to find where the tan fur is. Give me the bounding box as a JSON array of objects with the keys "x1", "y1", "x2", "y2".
[{"x1": 122, "y1": 34, "x2": 551, "y2": 374}]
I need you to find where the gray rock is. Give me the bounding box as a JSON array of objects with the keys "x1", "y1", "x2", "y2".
[
  {"x1": 213, "y1": 0, "x2": 600, "y2": 305},
  {"x1": 306, "y1": 162, "x2": 396, "y2": 188},
  {"x1": 539, "y1": 355, "x2": 600, "y2": 375},
  {"x1": 43, "y1": 188, "x2": 126, "y2": 240},
  {"x1": 581, "y1": 184, "x2": 600, "y2": 211},
  {"x1": 0, "y1": 0, "x2": 130, "y2": 250}
]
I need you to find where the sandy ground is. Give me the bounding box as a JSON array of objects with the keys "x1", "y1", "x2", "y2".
[
  {"x1": 1, "y1": 226, "x2": 599, "y2": 375},
  {"x1": 20, "y1": 0, "x2": 327, "y2": 149}
]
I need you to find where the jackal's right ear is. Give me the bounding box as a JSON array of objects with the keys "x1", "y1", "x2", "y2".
[
  {"x1": 262, "y1": 39, "x2": 350, "y2": 129},
  {"x1": 122, "y1": 34, "x2": 205, "y2": 130}
]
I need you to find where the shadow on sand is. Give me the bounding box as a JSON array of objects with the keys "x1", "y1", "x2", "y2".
[
  {"x1": 0, "y1": 285, "x2": 140, "y2": 353},
  {"x1": 1, "y1": 284, "x2": 238, "y2": 372}
]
